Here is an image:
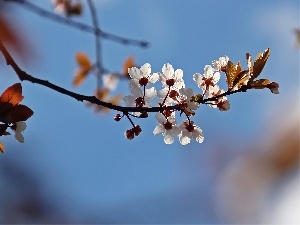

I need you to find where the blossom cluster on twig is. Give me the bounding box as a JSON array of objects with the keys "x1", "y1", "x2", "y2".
[{"x1": 118, "y1": 48, "x2": 279, "y2": 145}]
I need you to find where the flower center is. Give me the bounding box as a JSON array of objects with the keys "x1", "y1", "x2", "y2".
[
  {"x1": 163, "y1": 120, "x2": 173, "y2": 130},
  {"x1": 166, "y1": 78, "x2": 175, "y2": 86},
  {"x1": 139, "y1": 77, "x2": 148, "y2": 86}
]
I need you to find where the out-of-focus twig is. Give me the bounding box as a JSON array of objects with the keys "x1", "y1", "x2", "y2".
[
  {"x1": 87, "y1": 0, "x2": 102, "y2": 88},
  {"x1": 4, "y1": 0, "x2": 149, "y2": 48}
]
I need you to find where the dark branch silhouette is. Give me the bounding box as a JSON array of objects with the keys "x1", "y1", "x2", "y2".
[{"x1": 0, "y1": 40, "x2": 252, "y2": 114}]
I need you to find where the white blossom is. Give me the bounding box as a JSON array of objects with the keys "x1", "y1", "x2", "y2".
[
  {"x1": 102, "y1": 74, "x2": 119, "y2": 91},
  {"x1": 159, "y1": 63, "x2": 185, "y2": 90},
  {"x1": 178, "y1": 120, "x2": 204, "y2": 145},
  {"x1": 193, "y1": 65, "x2": 220, "y2": 91},
  {"x1": 153, "y1": 112, "x2": 181, "y2": 144},
  {"x1": 212, "y1": 56, "x2": 229, "y2": 71},
  {"x1": 178, "y1": 87, "x2": 200, "y2": 114},
  {"x1": 52, "y1": 0, "x2": 69, "y2": 14},
  {"x1": 128, "y1": 63, "x2": 159, "y2": 87}
]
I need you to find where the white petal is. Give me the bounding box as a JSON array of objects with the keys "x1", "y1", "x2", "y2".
[
  {"x1": 153, "y1": 124, "x2": 165, "y2": 136},
  {"x1": 128, "y1": 67, "x2": 141, "y2": 80},
  {"x1": 130, "y1": 85, "x2": 143, "y2": 97},
  {"x1": 155, "y1": 112, "x2": 166, "y2": 124},
  {"x1": 15, "y1": 132, "x2": 24, "y2": 143},
  {"x1": 162, "y1": 63, "x2": 174, "y2": 79},
  {"x1": 172, "y1": 126, "x2": 181, "y2": 136},
  {"x1": 193, "y1": 128, "x2": 204, "y2": 143},
  {"x1": 16, "y1": 121, "x2": 26, "y2": 132},
  {"x1": 185, "y1": 88, "x2": 194, "y2": 99},
  {"x1": 149, "y1": 72, "x2": 159, "y2": 84},
  {"x1": 203, "y1": 65, "x2": 214, "y2": 78},
  {"x1": 193, "y1": 73, "x2": 201, "y2": 83},
  {"x1": 212, "y1": 72, "x2": 221, "y2": 84},
  {"x1": 164, "y1": 130, "x2": 174, "y2": 144},
  {"x1": 140, "y1": 63, "x2": 151, "y2": 75},
  {"x1": 179, "y1": 134, "x2": 191, "y2": 145},
  {"x1": 123, "y1": 95, "x2": 135, "y2": 107},
  {"x1": 157, "y1": 88, "x2": 168, "y2": 99},
  {"x1": 102, "y1": 74, "x2": 118, "y2": 91},
  {"x1": 174, "y1": 69, "x2": 183, "y2": 79},
  {"x1": 145, "y1": 87, "x2": 157, "y2": 99}
]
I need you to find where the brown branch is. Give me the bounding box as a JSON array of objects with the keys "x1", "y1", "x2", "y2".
[
  {"x1": 0, "y1": 40, "x2": 173, "y2": 113},
  {"x1": 4, "y1": 0, "x2": 149, "y2": 48},
  {"x1": 202, "y1": 85, "x2": 250, "y2": 103}
]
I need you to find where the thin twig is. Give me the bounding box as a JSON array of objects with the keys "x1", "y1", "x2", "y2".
[
  {"x1": 4, "y1": 0, "x2": 149, "y2": 48},
  {"x1": 87, "y1": 0, "x2": 102, "y2": 88}
]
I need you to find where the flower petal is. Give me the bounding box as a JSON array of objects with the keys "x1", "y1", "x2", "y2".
[
  {"x1": 140, "y1": 63, "x2": 151, "y2": 76},
  {"x1": 162, "y1": 63, "x2": 174, "y2": 79},
  {"x1": 153, "y1": 124, "x2": 165, "y2": 135},
  {"x1": 164, "y1": 130, "x2": 174, "y2": 144},
  {"x1": 149, "y1": 72, "x2": 159, "y2": 84},
  {"x1": 145, "y1": 87, "x2": 157, "y2": 99},
  {"x1": 155, "y1": 112, "x2": 166, "y2": 124}
]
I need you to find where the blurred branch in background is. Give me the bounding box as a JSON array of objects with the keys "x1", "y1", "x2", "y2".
[
  {"x1": 0, "y1": 158, "x2": 68, "y2": 223},
  {"x1": 3, "y1": 0, "x2": 149, "y2": 48},
  {"x1": 214, "y1": 102, "x2": 299, "y2": 223},
  {"x1": 294, "y1": 28, "x2": 300, "y2": 48}
]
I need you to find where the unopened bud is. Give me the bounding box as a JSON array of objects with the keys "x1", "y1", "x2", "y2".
[
  {"x1": 114, "y1": 114, "x2": 122, "y2": 121},
  {"x1": 125, "y1": 129, "x2": 134, "y2": 140},
  {"x1": 133, "y1": 125, "x2": 142, "y2": 136}
]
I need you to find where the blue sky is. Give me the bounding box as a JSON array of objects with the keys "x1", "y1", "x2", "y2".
[{"x1": 0, "y1": 0, "x2": 299, "y2": 223}]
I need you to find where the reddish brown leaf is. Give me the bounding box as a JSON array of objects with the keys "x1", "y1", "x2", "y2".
[
  {"x1": 72, "y1": 70, "x2": 89, "y2": 87},
  {"x1": 95, "y1": 88, "x2": 109, "y2": 100},
  {"x1": 226, "y1": 61, "x2": 237, "y2": 90},
  {"x1": 0, "y1": 124, "x2": 9, "y2": 136},
  {"x1": 123, "y1": 56, "x2": 135, "y2": 76},
  {"x1": 0, "y1": 15, "x2": 30, "y2": 62},
  {"x1": 252, "y1": 48, "x2": 270, "y2": 80},
  {"x1": 0, "y1": 83, "x2": 23, "y2": 106},
  {"x1": 232, "y1": 70, "x2": 249, "y2": 89},
  {"x1": 9, "y1": 104, "x2": 34, "y2": 122},
  {"x1": 76, "y1": 52, "x2": 92, "y2": 70},
  {"x1": 0, "y1": 142, "x2": 4, "y2": 153},
  {"x1": 250, "y1": 78, "x2": 271, "y2": 89}
]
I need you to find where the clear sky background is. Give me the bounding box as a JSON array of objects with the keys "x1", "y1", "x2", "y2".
[{"x1": 0, "y1": 0, "x2": 299, "y2": 223}]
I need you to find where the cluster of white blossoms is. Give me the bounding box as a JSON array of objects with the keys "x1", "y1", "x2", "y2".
[{"x1": 122, "y1": 56, "x2": 231, "y2": 145}]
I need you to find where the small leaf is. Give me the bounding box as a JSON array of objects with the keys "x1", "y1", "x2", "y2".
[
  {"x1": 236, "y1": 61, "x2": 242, "y2": 74},
  {"x1": 0, "y1": 124, "x2": 9, "y2": 136},
  {"x1": 9, "y1": 104, "x2": 34, "y2": 122},
  {"x1": 95, "y1": 88, "x2": 110, "y2": 100},
  {"x1": 234, "y1": 75, "x2": 250, "y2": 89},
  {"x1": 76, "y1": 52, "x2": 92, "y2": 70},
  {"x1": 246, "y1": 52, "x2": 253, "y2": 75},
  {"x1": 72, "y1": 70, "x2": 89, "y2": 87},
  {"x1": 0, "y1": 142, "x2": 4, "y2": 153},
  {"x1": 0, "y1": 83, "x2": 23, "y2": 106},
  {"x1": 123, "y1": 56, "x2": 135, "y2": 76},
  {"x1": 250, "y1": 79, "x2": 271, "y2": 89},
  {"x1": 252, "y1": 48, "x2": 270, "y2": 80},
  {"x1": 226, "y1": 61, "x2": 237, "y2": 89},
  {"x1": 232, "y1": 70, "x2": 249, "y2": 89}
]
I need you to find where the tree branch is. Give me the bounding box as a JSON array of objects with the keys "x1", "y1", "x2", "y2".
[
  {"x1": 0, "y1": 40, "x2": 173, "y2": 113},
  {"x1": 0, "y1": 39, "x2": 251, "y2": 115},
  {"x1": 4, "y1": 0, "x2": 149, "y2": 48}
]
